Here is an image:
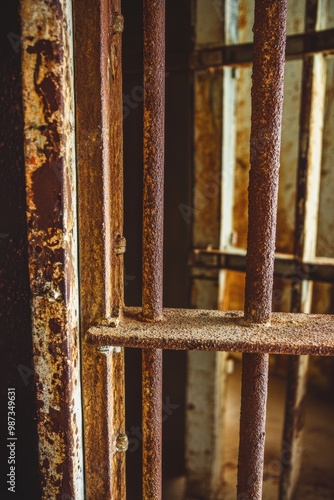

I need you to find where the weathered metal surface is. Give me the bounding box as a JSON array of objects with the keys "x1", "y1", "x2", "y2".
[
  {"x1": 244, "y1": 0, "x2": 287, "y2": 324},
  {"x1": 190, "y1": 248, "x2": 334, "y2": 283},
  {"x1": 73, "y1": 0, "x2": 126, "y2": 497},
  {"x1": 238, "y1": 1, "x2": 287, "y2": 499},
  {"x1": 142, "y1": 348, "x2": 163, "y2": 499},
  {"x1": 190, "y1": 29, "x2": 334, "y2": 70},
  {"x1": 87, "y1": 307, "x2": 334, "y2": 356},
  {"x1": 238, "y1": 353, "x2": 269, "y2": 498},
  {"x1": 21, "y1": 0, "x2": 84, "y2": 498},
  {"x1": 142, "y1": 1, "x2": 165, "y2": 498},
  {"x1": 142, "y1": 0, "x2": 165, "y2": 321},
  {"x1": 280, "y1": 2, "x2": 327, "y2": 498}
]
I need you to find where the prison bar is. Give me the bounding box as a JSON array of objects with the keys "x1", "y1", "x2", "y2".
[
  {"x1": 189, "y1": 248, "x2": 334, "y2": 283},
  {"x1": 189, "y1": 28, "x2": 334, "y2": 71},
  {"x1": 88, "y1": 307, "x2": 334, "y2": 355},
  {"x1": 142, "y1": 0, "x2": 166, "y2": 498},
  {"x1": 237, "y1": 1, "x2": 288, "y2": 498}
]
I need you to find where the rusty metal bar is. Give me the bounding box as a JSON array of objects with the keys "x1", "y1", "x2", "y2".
[
  {"x1": 73, "y1": 0, "x2": 126, "y2": 497},
  {"x1": 142, "y1": 1, "x2": 165, "y2": 498},
  {"x1": 142, "y1": 0, "x2": 165, "y2": 322},
  {"x1": 237, "y1": 1, "x2": 288, "y2": 498},
  {"x1": 21, "y1": 1, "x2": 84, "y2": 497},
  {"x1": 190, "y1": 28, "x2": 334, "y2": 70},
  {"x1": 87, "y1": 307, "x2": 334, "y2": 356},
  {"x1": 124, "y1": 29, "x2": 334, "y2": 75},
  {"x1": 142, "y1": 348, "x2": 163, "y2": 499},
  {"x1": 190, "y1": 248, "x2": 334, "y2": 283}
]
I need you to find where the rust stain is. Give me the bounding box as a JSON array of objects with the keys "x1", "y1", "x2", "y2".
[
  {"x1": 193, "y1": 70, "x2": 222, "y2": 248},
  {"x1": 21, "y1": 0, "x2": 83, "y2": 498}
]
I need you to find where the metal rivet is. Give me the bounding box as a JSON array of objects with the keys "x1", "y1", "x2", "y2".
[
  {"x1": 113, "y1": 13, "x2": 124, "y2": 34},
  {"x1": 116, "y1": 433, "x2": 128, "y2": 452},
  {"x1": 101, "y1": 315, "x2": 120, "y2": 328},
  {"x1": 115, "y1": 235, "x2": 126, "y2": 255}
]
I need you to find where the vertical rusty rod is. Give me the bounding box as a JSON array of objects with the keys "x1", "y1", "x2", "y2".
[
  {"x1": 142, "y1": 348, "x2": 163, "y2": 499},
  {"x1": 142, "y1": 0, "x2": 165, "y2": 321},
  {"x1": 142, "y1": 1, "x2": 165, "y2": 499},
  {"x1": 237, "y1": 1, "x2": 287, "y2": 499}
]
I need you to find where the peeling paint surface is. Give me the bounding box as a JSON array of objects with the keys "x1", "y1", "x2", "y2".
[{"x1": 21, "y1": 0, "x2": 84, "y2": 498}]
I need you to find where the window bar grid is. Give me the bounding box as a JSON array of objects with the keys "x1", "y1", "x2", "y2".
[
  {"x1": 84, "y1": 0, "x2": 334, "y2": 498},
  {"x1": 142, "y1": 0, "x2": 165, "y2": 499},
  {"x1": 237, "y1": 1, "x2": 288, "y2": 499}
]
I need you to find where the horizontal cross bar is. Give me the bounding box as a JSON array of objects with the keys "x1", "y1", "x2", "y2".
[
  {"x1": 191, "y1": 28, "x2": 334, "y2": 70},
  {"x1": 190, "y1": 248, "x2": 334, "y2": 283},
  {"x1": 124, "y1": 29, "x2": 334, "y2": 75},
  {"x1": 87, "y1": 307, "x2": 334, "y2": 356}
]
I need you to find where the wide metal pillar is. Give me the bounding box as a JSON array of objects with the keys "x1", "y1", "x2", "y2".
[
  {"x1": 21, "y1": 0, "x2": 84, "y2": 497},
  {"x1": 73, "y1": 0, "x2": 126, "y2": 498}
]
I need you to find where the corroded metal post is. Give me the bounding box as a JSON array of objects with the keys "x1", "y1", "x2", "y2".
[
  {"x1": 237, "y1": 1, "x2": 287, "y2": 498},
  {"x1": 73, "y1": 0, "x2": 126, "y2": 497},
  {"x1": 21, "y1": 0, "x2": 84, "y2": 497},
  {"x1": 142, "y1": 0, "x2": 165, "y2": 499},
  {"x1": 142, "y1": 0, "x2": 165, "y2": 321}
]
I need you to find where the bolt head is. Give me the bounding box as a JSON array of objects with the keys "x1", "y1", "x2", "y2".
[
  {"x1": 113, "y1": 14, "x2": 124, "y2": 34},
  {"x1": 116, "y1": 433, "x2": 128, "y2": 452}
]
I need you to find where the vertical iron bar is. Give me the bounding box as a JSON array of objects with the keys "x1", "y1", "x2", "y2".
[
  {"x1": 237, "y1": 1, "x2": 288, "y2": 498},
  {"x1": 142, "y1": 348, "x2": 163, "y2": 499},
  {"x1": 142, "y1": 1, "x2": 165, "y2": 499},
  {"x1": 142, "y1": 0, "x2": 165, "y2": 322}
]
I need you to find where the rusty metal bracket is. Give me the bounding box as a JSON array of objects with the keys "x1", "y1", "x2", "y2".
[{"x1": 87, "y1": 307, "x2": 334, "y2": 356}]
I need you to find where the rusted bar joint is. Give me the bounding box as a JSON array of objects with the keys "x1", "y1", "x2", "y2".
[{"x1": 238, "y1": 1, "x2": 288, "y2": 499}]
